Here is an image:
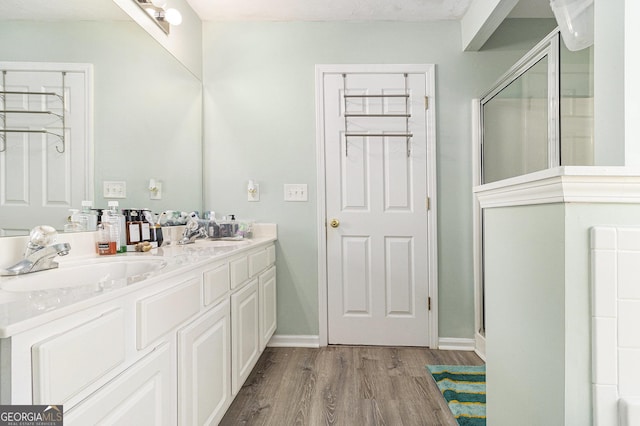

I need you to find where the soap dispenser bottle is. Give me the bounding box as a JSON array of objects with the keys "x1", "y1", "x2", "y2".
[
  {"x1": 96, "y1": 222, "x2": 116, "y2": 255},
  {"x1": 105, "y1": 201, "x2": 127, "y2": 253},
  {"x1": 126, "y1": 209, "x2": 142, "y2": 246}
]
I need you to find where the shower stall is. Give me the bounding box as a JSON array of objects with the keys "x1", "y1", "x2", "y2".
[{"x1": 473, "y1": 28, "x2": 594, "y2": 346}]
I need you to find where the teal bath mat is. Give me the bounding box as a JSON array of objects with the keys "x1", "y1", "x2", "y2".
[{"x1": 426, "y1": 364, "x2": 486, "y2": 426}]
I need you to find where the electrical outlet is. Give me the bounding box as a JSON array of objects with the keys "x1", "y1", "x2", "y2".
[
  {"x1": 103, "y1": 181, "x2": 126, "y2": 198},
  {"x1": 284, "y1": 184, "x2": 308, "y2": 202}
]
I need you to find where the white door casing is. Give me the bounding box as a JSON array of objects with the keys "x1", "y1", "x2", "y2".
[
  {"x1": 0, "y1": 62, "x2": 93, "y2": 235},
  {"x1": 316, "y1": 64, "x2": 438, "y2": 347}
]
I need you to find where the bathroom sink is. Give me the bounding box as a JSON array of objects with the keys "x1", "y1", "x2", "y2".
[
  {"x1": 205, "y1": 239, "x2": 250, "y2": 247},
  {"x1": 0, "y1": 257, "x2": 167, "y2": 292}
]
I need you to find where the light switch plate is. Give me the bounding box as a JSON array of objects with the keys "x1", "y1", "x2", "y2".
[
  {"x1": 103, "y1": 181, "x2": 126, "y2": 198},
  {"x1": 284, "y1": 184, "x2": 308, "y2": 202}
]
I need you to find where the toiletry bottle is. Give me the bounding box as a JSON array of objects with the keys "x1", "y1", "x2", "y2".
[
  {"x1": 126, "y1": 209, "x2": 142, "y2": 245},
  {"x1": 78, "y1": 200, "x2": 98, "y2": 231},
  {"x1": 106, "y1": 201, "x2": 127, "y2": 253},
  {"x1": 144, "y1": 210, "x2": 163, "y2": 246},
  {"x1": 140, "y1": 209, "x2": 151, "y2": 242},
  {"x1": 64, "y1": 209, "x2": 84, "y2": 232},
  {"x1": 96, "y1": 222, "x2": 116, "y2": 255}
]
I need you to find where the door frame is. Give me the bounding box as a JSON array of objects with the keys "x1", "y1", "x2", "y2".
[{"x1": 314, "y1": 64, "x2": 439, "y2": 348}]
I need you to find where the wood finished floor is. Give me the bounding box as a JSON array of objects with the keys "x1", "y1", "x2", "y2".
[{"x1": 220, "y1": 346, "x2": 484, "y2": 426}]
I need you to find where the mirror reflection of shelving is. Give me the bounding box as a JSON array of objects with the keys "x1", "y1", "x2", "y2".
[{"x1": 0, "y1": 70, "x2": 66, "y2": 154}]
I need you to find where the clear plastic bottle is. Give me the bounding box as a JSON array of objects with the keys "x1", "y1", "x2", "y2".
[
  {"x1": 96, "y1": 222, "x2": 116, "y2": 255},
  {"x1": 65, "y1": 209, "x2": 85, "y2": 232},
  {"x1": 105, "y1": 201, "x2": 127, "y2": 253},
  {"x1": 78, "y1": 200, "x2": 98, "y2": 231}
]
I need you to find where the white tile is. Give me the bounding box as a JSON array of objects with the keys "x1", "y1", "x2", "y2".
[
  {"x1": 592, "y1": 250, "x2": 617, "y2": 317},
  {"x1": 592, "y1": 227, "x2": 617, "y2": 250},
  {"x1": 618, "y1": 252, "x2": 640, "y2": 300},
  {"x1": 618, "y1": 228, "x2": 640, "y2": 251},
  {"x1": 593, "y1": 384, "x2": 619, "y2": 426},
  {"x1": 619, "y1": 398, "x2": 640, "y2": 426},
  {"x1": 619, "y1": 301, "x2": 640, "y2": 348},
  {"x1": 593, "y1": 317, "x2": 618, "y2": 385},
  {"x1": 619, "y1": 349, "x2": 640, "y2": 396}
]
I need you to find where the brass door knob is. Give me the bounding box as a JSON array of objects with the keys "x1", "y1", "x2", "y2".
[{"x1": 330, "y1": 219, "x2": 340, "y2": 228}]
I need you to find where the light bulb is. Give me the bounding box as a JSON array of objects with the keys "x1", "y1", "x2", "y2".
[
  {"x1": 151, "y1": 0, "x2": 167, "y2": 8},
  {"x1": 165, "y1": 8, "x2": 182, "y2": 25}
]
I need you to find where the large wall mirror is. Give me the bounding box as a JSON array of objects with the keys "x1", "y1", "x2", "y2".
[{"x1": 0, "y1": 0, "x2": 203, "y2": 236}]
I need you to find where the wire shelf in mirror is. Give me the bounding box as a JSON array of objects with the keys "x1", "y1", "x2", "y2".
[{"x1": 0, "y1": 71, "x2": 66, "y2": 154}]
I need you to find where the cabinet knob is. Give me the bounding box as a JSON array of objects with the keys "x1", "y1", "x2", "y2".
[{"x1": 330, "y1": 219, "x2": 340, "y2": 228}]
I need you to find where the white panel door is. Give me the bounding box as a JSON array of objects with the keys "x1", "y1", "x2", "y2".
[
  {"x1": 324, "y1": 70, "x2": 433, "y2": 346},
  {"x1": 0, "y1": 64, "x2": 90, "y2": 235}
]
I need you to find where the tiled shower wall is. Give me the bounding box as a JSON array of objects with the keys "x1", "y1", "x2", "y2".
[{"x1": 591, "y1": 226, "x2": 640, "y2": 426}]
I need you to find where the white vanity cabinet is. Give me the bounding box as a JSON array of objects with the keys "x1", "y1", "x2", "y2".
[
  {"x1": 65, "y1": 342, "x2": 175, "y2": 425},
  {"x1": 0, "y1": 240, "x2": 276, "y2": 426},
  {"x1": 178, "y1": 299, "x2": 231, "y2": 426},
  {"x1": 259, "y1": 266, "x2": 277, "y2": 352},
  {"x1": 231, "y1": 278, "x2": 260, "y2": 395}
]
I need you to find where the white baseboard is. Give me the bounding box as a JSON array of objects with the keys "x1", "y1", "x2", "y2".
[
  {"x1": 267, "y1": 334, "x2": 321, "y2": 348},
  {"x1": 438, "y1": 337, "x2": 476, "y2": 351},
  {"x1": 474, "y1": 332, "x2": 486, "y2": 361}
]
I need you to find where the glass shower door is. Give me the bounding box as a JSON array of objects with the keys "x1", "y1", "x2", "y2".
[{"x1": 482, "y1": 57, "x2": 550, "y2": 184}]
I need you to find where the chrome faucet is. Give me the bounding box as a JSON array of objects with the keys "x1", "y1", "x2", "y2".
[
  {"x1": 178, "y1": 213, "x2": 208, "y2": 245},
  {"x1": 0, "y1": 226, "x2": 71, "y2": 276}
]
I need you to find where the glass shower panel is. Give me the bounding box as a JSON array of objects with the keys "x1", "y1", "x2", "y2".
[
  {"x1": 482, "y1": 57, "x2": 549, "y2": 184},
  {"x1": 560, "y1": 42, "x2": 594, "y2": 165}
]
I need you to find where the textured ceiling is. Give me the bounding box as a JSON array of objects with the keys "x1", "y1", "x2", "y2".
[
  {"x1": 186, "y1": 0, "x2": 553, "y2": 22},
  {"x1": 0, "y1": 0, "x2": 554, "y2": 22},
  {"x1": 186, "y1": 0, "x2": 474, "y2": 21},
  {"x1": 0, "y1": 0, "x2": 128, "y2": 21}
]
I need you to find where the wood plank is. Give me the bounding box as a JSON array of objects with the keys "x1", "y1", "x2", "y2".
[{"x1": 221, "y1": 346, "x2": 484, "y2": 425}]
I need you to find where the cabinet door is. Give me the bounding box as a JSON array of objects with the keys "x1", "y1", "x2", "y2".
[
  {"x1": 231, "y1": 279, "x2": 260, "y2": 395},
  {"x1": 65, "y1": 342, "x2": 175, "y2": 425},
  {"x1": 32, "y1": 308, "x2": 125, "y2": 406},
  {"x1": 259, "y1": 266, "x2": 277, "y2": 351},
  {"x1": 178, "y1": 300, "x2": 231, "y2": 426}
]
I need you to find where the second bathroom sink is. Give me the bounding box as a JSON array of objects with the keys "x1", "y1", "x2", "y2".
[{"x1": 0, "y1": 257, "x2": 167, "y2": 292}]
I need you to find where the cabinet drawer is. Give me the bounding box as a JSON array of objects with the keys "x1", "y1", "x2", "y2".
[
  {"x1": 230, "y1": 256, "x2": 248, "y2": 290},
  {"x1": 65, "y1": 342, "x2": 173, "y2": 425},
  {"x1": 249, "y1": 249, "x2": 269, "y2": 277},
  {"x1": 32, "y1": 309, "x2": 125, "y2": 405},
  {"x1": 204, "y1": 263, "x2": 230, "y2": 306},
  {"x1": 137, "y1": 278, "x2": 201, "y2": 349}
]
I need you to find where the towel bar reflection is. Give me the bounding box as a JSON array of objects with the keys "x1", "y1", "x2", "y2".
[{"x1": 0, "y1": 71, "x2": 66, "y2": 153}]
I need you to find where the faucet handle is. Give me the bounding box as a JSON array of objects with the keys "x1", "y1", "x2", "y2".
[{"x1": 29, "y1": 225, "x2": 58, "y2": 247}]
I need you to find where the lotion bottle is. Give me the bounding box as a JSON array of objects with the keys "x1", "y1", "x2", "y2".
[{"x1": 106, "y1": 201, "x2": 127, "y2": 253}]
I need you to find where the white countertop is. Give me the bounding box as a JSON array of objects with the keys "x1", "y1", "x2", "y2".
[{"x1": 0, "y1": 226, "x2": 276, "y2": 338}]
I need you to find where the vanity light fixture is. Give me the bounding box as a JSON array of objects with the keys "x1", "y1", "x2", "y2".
[
  {"x1": 149, "y1": 178, "x2": 162, "y2": 200},
  {"x1": 248, "y1": 180, "x2": 260, "y2": 202},
  {"x1": 134, "y1": 0, "x2": 182, "y2": 35}
]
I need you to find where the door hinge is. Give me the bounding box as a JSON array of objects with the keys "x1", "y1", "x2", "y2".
[
  {"x1": 425, "y1": 96, "x2": 429, "y2": 110},
  {"x1": 426, "y1": 197, "x2": 430, "y2": 211},
  {"x1": 428, "y1": 297, "x2": 431, "y2": 311}
]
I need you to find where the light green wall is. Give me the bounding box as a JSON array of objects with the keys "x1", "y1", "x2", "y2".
[
  {"x1": 0, "y1": 21, "x2": 203, "y2": 215},
  {"x1": 483, "y1": 201, "x2": 640, "y2": 425},
  {"x1": 202, "y1": 19, "x2": 556, "y2": 337},
  {"x1": 484, "y1": 204, "x2": 566, "y2": 425},
  {"x1": 594, "y1": 0, "x2": 625, "y2": 165}
]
